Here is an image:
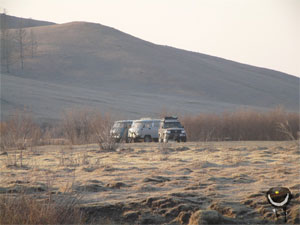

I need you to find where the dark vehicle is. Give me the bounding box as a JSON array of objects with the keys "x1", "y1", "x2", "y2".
[
  {"x1": 110, "y1": 120, "x2": 133, "y2": 143},
  {"x1": 158, "y1": 116, "x2": 187, "y2": 143}
]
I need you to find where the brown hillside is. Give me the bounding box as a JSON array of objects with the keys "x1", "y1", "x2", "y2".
[{"x1": 1, "y1": 19, "x2": 299, "y2": 120}]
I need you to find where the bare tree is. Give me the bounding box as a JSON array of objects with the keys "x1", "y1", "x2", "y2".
[
  {"x1": 0, "y1": 10, "x2": 14, "y2": 73},
  {"x1": 15, "y1": 21, "x2": 28, "y2": 70},
  {"x1": 29, "y1": 29, "x2": 38, "y2": 58}
]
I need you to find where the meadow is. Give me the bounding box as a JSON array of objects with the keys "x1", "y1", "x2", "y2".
[{"x1": 0, "y1": 141, "x2": 299, "y2": 224}]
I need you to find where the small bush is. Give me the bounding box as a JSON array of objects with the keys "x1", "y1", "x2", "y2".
[
  {"x1": 0, "y1": 193, "x2": 85, "y2": 224},
  {"x1": 182, "y1": 107, "x2": 299, "y2": 141},
  {"x1": 61, "y1": 109, "x2": 118, "y2": 150},
  {"x1": 92, "y1": 113, "x2": 119, "y2": 151},
  {"x1": 2, "y1": 107, "x2": 298, "y2": 146},
  {"x1": 0, "y1": 110, "x2": 41, "y2": 151},
  {"x1": 62, "y1": 109, "x2": 95, "y2": 145}
]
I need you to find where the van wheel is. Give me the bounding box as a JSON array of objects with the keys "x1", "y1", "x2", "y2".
[{"x1": 144, "y1": 136, "x2": 152, "y2": 142}]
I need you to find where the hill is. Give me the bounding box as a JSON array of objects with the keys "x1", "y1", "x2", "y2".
[{"x1": 1, "y1": 18, "x2": 299, "y2": 121}]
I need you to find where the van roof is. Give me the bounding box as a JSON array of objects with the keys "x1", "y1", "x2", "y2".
[
  {"x1": 133, "y1": 118, "x2": 161, "y2": 123},
  {"x1": 114, "y1": 120, "x2": 133, "y2": 123}
]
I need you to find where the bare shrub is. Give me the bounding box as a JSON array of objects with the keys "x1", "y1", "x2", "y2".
[
  {"x1": 58, "y1": 147, "x2": 91, "y2": 167},
  {"x1": 182, "y1": 107, "x2": 299, "y2": 141},
  {"x1": 0, "y1": 122, "x2": 8, "y2": 151},
  {"x1": 0, "y1": 192, "x2": 85, "y2": 224},
  {"x1": 39, "y1": 121, "x2": 68, "y2": 145},
  {"x1": 0, "y1": 110, "x2": 42, "y2": 168},
  {"x1": 7, "y1": 109, "x2": 117, "y2": 149},
  {"x1": 0, "y1": 110, "x2": 41, "y2": 151},
  {"x1": 61, "y1": 109, "x2": 118, "y2": 150},
  {"x1": 276, "y1": 121, "x2": 296, "y2": 140},
  {"x1": 58, "y1": 147, "x2": 77, "y2": 167},
  {"x1": 61, "y1": 109, "x2": 95, "y2": 145},
  {"x1": 92, "y1": 113, "x2": 119, "y2": 151},
  {"x1": 4, "y1": 152, "x2": 18, "y2": 168},
  {"x1": 158, "y1": 143, "x2": 174, "y2": 157}
]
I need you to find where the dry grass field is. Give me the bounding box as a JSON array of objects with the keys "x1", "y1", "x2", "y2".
[{"x1": 0, "y1": 141, "x2": 299, "y2": 224}]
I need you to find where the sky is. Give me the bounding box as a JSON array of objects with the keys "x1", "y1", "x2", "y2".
[{"x1": 1, "y1": 0, "x2": 300, "y2": 77}]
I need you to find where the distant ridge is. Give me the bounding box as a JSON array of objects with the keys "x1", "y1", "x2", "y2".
[{"x1": 0, "y1": 14, "x2": 55, "y2": 29}]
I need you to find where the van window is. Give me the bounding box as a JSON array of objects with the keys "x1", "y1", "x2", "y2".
[
  {"x1": 113, "y1": 122, "x2": 125, "y2": 129},
  {"x1": 164, "y1": 122, "x2": 183, "y2": 128},
  {"x1": 154, "y1": 121, "x2": 160, "y2": 128},
  {"x1": 144, "y1": 122, "x2": 152, "y2": 128},
  {"x1": 132, "y1": 122, "x2": 143, "y2": 129}
]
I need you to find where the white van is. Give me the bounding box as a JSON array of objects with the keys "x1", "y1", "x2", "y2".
[
  {"x1": 110, "y1": 120, "x2": 133, "y2": 143},
  {"x1": 128, "y1": 118, "x2": 161, "y2": 142}
]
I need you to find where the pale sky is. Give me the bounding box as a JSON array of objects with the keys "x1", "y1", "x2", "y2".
[{"x1": 1, "y1": 0, "x2": 300, "y2": 76}]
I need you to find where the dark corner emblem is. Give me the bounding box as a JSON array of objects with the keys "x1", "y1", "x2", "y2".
[{"x1": 266, "y1": 187, "x2": 293, "y2": 223}]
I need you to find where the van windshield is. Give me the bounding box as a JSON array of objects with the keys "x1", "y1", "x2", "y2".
[
  {"x1": 132, "y1": 122, "x2": 143, "y2": 129},
  {"x1": 113, "y1": 122, "x2": 125, "y2": 129},
  {"x1": 164, "y1": 122, "x2": 183, "y2": 128}
]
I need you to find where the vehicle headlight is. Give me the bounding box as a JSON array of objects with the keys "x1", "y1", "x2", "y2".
[
  {"x1": 166, "y1": 130, "x2": 171, "y2": 134},
  {"x1": 181, "y1": 130, "x2": 186, "y2": 134}
]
